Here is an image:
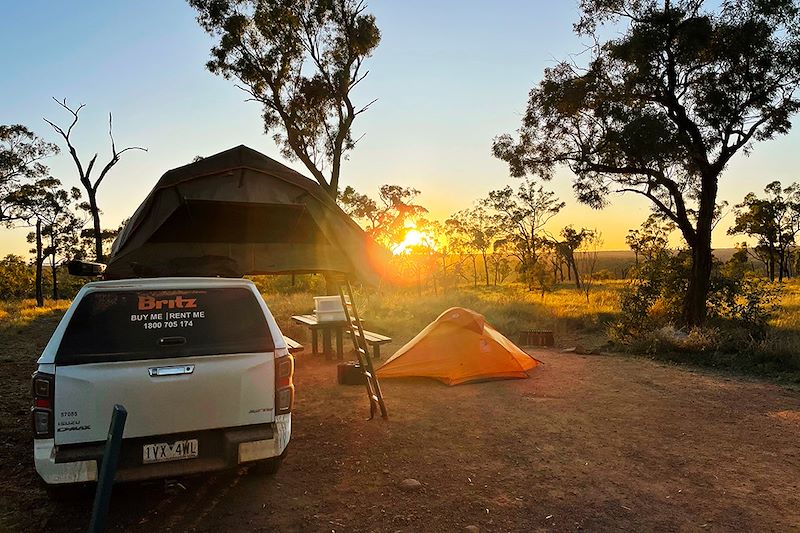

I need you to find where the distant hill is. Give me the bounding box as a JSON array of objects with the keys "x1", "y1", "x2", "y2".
[
  {"x1": 599, "y1": 248, "x2": 739, "y2": 260},
  {"x1": 595, "y1": 248, "x2": 742, "y2": 277}
]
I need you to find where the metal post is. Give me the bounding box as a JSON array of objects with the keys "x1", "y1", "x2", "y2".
[{"x1": 88, "y1": 404, "x2": 127, "y2": 533}]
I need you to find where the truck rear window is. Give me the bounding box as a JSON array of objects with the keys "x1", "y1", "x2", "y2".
[{"x1": 56, "y1": 288, "x2": 274, "y2": 364}]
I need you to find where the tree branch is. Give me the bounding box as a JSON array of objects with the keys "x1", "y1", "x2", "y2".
[
  {"x1": 43, "y1": 99, "x2": 87, "y2": 182},
  {"x1": 93, "y1": 113, "x2": 146, "y2": 192}
]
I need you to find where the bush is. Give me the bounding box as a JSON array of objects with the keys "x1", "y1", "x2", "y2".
[
  {"x1": 610, "y1": 248, "x2": 789, "y2": 373},
  {"x1": 613, "y1": 249, "x2": 780, "y2": 338},
  {"x1": 0, "y1": 256, "x2": 91, "y2": 301},
  {"x1": 0, "y1": 255, "x2": 35, "y2": 299}
]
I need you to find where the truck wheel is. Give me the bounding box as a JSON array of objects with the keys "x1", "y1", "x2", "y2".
[{"x1": 44, "y1": 482, "x2": 92, "y2": 500}]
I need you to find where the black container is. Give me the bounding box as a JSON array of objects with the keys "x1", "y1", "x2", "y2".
[{"x1": 337, "y1": 361, "x2": 366, "y2": 385}]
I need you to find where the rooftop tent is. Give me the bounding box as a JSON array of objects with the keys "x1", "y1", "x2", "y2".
[
  {"x1": 376, "y1": 307, "x2": 541, "y2": 386},
  {"x1": 104, "y1": 145, "x2": 388, "y2": 284}
]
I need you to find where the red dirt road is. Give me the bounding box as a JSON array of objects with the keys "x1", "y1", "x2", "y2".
[{"x1": 4, "y1": 348, "x2": 800, "y2": 532}]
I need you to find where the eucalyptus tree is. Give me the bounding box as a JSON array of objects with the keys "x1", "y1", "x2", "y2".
[
  {"x1": 0, "y1": 125, "x2": 58, "y2": 222},
  {"x1": 556, "y1": 226, "x2": 595, "y2": 289},
  {"x1": 190, "y1": 0, "x2": 380, "y2": 198},
  {"x1": 728, "y1": 181, "x2": 800, "y2": 281},
  {"x1": 494, "y1": 0, "x2": 800, "y2": 325},
  {"x1": 485, "y1": 179, "x2": 564, "y2": 290},
  {"x1": 449, "y1": 204, "x2": 500, "y2": 287},
  {"x1": 6, "y1": 178, "x2": 82, "y2": 304}
]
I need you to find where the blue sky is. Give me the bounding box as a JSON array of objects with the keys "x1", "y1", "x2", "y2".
[{"x1": 2, "y1": 1, "x2": 799, "y2": 254}]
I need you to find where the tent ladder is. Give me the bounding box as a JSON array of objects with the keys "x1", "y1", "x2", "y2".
[{"x1": 336, "y1": 277, "x2": 388, "y2": 420}]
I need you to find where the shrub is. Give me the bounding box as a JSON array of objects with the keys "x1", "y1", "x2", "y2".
[
  {"x1": 0, "y1": 255, "x2": 35, "y2": 299},
  {"x1": 612, "y1": 250, "x2": 781, "y2": 346},
  {"x1": 611, "y1": 246, "x2": 787, "y2": 375}
]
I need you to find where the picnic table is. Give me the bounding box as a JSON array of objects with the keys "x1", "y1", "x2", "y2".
[
  {"x1": 282, "y1": 335, "x2": 304, "y2": 354},
  {"x1": 291, "y1": 314, "x2": 393, "y2": 360},
  {"x1": 290, "y1": 314, "x2": 349, "y2": 359}
]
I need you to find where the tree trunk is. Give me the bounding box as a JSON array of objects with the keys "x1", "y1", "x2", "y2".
[
  {"x1": 778, "y1": 246, "x2": 786, "y2": 282},
  {"x1": 768, "y1": 249, "x2": 776, "y2": 282},
  {"x1": 683, "y1": 235, "x2": 713, "y2": 326},
  {"x1": 440, "y1": 253, "x2": 447, "y2": 294},
  {"x1": 682, "y1": 171, "x2": 720, "y2": 327},
  {"x1": 482, "y1": 252, "x2": 489, "y2": 286},
  {"x1": 50, "y1": 232, "x2": 58, "y2": 300},
  {"x1": 682, "y1": 204, "x2": 716, "y2": 330},
  {"x1": 682, "y1": 240, "x2": 713, "y2": 326},
  {"x1": 472, "y1": 255, "x2": 477, "y2": 287},
  {"x1": 51, "y1": 262, "x2": 58, "y2": 300},
  {"x1": 35, "y1": 219, "x2": 44, "y2": 307},
  {"x1": 88, "y1": 189, "x2": 104, "y2": 263},
  {"x1": 568, "y1": 255, "x2": 581, "y2": 289}
]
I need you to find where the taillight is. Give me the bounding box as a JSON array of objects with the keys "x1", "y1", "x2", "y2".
[
  {"x1": 31, "y1": 371, "x2": 54, "y2": 439},
  {"x1": 275, "y1": 354, "x2": 294, "y2": 415}
]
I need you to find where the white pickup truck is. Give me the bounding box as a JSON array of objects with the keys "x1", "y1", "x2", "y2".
[{"x1": 32, "y1": 277, "x2": 293, "y2": 490}]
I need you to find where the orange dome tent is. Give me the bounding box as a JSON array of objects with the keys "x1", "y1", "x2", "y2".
[{"x1": 376, "y1": 307, "x2": 541, "y2": 385}]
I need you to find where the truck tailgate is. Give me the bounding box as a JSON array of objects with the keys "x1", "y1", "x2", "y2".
[{"x1": 54, "y1": 352, "x2": 275, "y2": 445}]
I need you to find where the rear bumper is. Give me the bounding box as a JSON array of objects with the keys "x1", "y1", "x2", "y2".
[{"x1": 35, "y1": 415, "x2": 291, "y2": 485}]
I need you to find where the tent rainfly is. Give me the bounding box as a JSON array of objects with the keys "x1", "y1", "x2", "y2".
[
  {"x1": 376, "y1": 307, "x2": 541, "y2": 385},
  {"x1": 104, "y1": 145, "x2": 388, "y2": 283}
]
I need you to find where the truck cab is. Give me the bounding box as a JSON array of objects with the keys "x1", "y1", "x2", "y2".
[{"x1": 32, "y1": 277, "x2": 293, "y2": 487}]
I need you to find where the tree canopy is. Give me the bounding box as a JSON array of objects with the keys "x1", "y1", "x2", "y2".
[
  {"x1": 728, "y1": 180, "x2": 800, "y2": 281},
  {"x1": 485, "y1": 179, "x2": 565, "y2": 290},
  {"x1": 189, "y1": 0, "x2": 380, "y2": 198},
  {"x1": 493, "y1": 0, "x2": 800, "y2": 325},
  {"x1": 0, "y1": 125, "x2": 58, "y2": 222},
  {"x1": 339, "y1": 184, "x2": 428, "y2": 247},
  {"x1": 6, "y1": 178, "x2": 83, "y2": 301}
]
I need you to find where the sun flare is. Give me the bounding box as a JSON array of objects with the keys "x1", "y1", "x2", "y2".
[{"x1": 392, "y1": 228, "x2": 435, "y2": 255}]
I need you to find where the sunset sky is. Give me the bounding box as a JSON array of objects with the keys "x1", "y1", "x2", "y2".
[{"x1": 2, "y1": 1, "x2": 799, "y2": 255}]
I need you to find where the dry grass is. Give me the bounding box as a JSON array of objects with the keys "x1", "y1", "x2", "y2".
[
  {"x1": 758, "y1": 279, "x2": 800, "y2": 372},
  {"x1": 771, "y1": 278, "x2": 800, "y2": 331},
  {"x1": 0, "y1": 299, "x2": 71, "y2": 329},
  {"x1": 259, "y1": 280, "x2": 625, "y2": 351},
  {"x1": 1, "y1": 278, "x2": 798, "y2": 375}
]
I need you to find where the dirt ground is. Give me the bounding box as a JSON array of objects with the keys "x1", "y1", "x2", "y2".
[{"x1": 2, "y1": 313, "x2": 800, "y2": 532}]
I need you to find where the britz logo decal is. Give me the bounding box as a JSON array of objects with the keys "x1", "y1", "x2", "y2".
[{"x1": 138, "y1": 295, "x2": 197, "y2": 311}]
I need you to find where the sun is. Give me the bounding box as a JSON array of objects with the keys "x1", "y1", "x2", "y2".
[{"x1": 392, "y1": 228, "x2": 434, "y2": 255}]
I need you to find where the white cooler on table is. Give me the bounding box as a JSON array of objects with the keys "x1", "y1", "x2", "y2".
[{"x1": 314, "y1": 296, "x2": 348, "y2": 322}]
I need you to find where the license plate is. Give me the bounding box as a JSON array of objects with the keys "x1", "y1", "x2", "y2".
[{"x1": 142, "y1": 439, "x2": 199, "y2": 464}]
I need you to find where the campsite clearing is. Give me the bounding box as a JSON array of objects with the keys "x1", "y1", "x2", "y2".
[{"x1": 1, "y1": 312, "x2": 799, "y2": 531}]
